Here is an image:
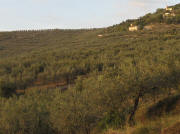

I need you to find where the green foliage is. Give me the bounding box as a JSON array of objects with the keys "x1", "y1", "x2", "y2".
[
  {"x1": 98, "y1": 111, "x2": 126, "y2": 130},
  {"x1": 50, "y1": 89, "x2": 102, "y2": 134},
  {"x1": 0, "y1": 89, "x2": 55, "y2": 134},
  {"x1": 175, "y1": 14, "x2": 180, "y2": 23}
]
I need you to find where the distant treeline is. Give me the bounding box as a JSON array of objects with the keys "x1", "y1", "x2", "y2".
[{"x1": 0, "y1": 28, "x2": 102, "y2": 33}]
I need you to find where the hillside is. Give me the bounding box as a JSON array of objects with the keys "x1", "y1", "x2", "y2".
[{"x1": 0, "y1": 3, "x2": 180, "y2": 134}]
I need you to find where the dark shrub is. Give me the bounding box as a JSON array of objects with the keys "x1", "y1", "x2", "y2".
[{"x1": 0, "y1": 80, "x2": 16, "y2": 98}]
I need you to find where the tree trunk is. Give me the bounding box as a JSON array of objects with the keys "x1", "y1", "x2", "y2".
[{"x1": 128, "y1": 90, "x2": 142, "y2": 126}]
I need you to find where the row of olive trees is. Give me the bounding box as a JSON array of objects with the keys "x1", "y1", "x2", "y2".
[
  {"x1": 0, "y1": 78, "x2": 126, "y2": 134},
  {"x1": 1, "y1": 20, "x2": 180, "y2": 98},
  {"x1": 0, "y1": 49, "x2": 106, "y2": 97},
  {"x1": 0, "y1": 59, "x2": 180, "y2": 134}
]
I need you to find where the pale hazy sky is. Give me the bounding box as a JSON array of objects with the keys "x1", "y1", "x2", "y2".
[{"x1": 0, "y1": 0, "x2": 179, "y2": 31}]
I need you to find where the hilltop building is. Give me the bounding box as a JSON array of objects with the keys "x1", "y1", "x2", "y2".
[
  {"x1": 166, "y1": 7, "x2": 173, "y2": 11},
  {"x1": 129, "y1": 24, "x2": 139, "y2": 32},
  {"x1": 163, "y1": 7, "x2": 176, "y2": 17}
]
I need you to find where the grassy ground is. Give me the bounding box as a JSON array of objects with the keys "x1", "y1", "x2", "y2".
[{"x1": 104, "y1": 94, "x2": 180, "y2": 134}]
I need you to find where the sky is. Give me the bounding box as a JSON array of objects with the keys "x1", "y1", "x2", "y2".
[{"x1": 0, "y1": 0, "x2": 179, "y2": 31}]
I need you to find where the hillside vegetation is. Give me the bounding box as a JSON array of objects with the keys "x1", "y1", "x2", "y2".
[{"x1": 0, "y1": 4, "x2": 180, "y2": 134}]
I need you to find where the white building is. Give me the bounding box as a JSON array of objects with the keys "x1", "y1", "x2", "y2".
[
  {"x1": 163, "y1": 7, "x2": 175, "y2": 17},
  {"x1": 166, "y1": 7, "x2": 173, "y2": 11},
  {"x1": 129, "y1": 24, "x2": 138, "y2": 32},
  {"x1": 163, "y1": 12, "x2": 176, "y2": 17},
  {"x1": 98, "y1": 34, "x2": 103, "y2": 37}
]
